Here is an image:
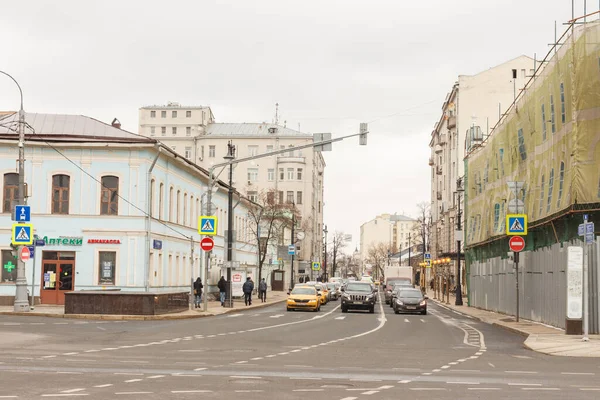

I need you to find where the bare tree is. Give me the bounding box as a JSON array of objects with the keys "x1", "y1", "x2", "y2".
[
  {"x1": 366, "y1": 242, "x2": 392, "y2": 279},
  {"x1": 246, "y1": 189, "x2": 298, "y2": 282},
  {"x1": 330, "y1": 231, "x2": 347, "y2": 278}
]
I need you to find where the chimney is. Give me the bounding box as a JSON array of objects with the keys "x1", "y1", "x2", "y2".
[{"x1": 111, "y1": 118, "x2": 121, "y2": 129}]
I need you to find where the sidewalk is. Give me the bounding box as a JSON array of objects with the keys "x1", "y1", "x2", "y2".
[
  {"x1": 0, "y1": 291, "x2": 288, "y2": 321},
  {"x1": 427, "y1": 289, "x2": 600, "y2": 357}
]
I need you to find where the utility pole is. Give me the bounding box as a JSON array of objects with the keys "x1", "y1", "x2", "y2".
[
  {"x1": 323, "y1": 225, "x2": 328, "y2": 281},
  {"x1": 1, "y1": 71, "x2": 29, "y2": 312},
  {"x1": 290, "y1": 208, "x2": 295, "y2": 291},
  {"x1": 455, "y1": 178, "x2": 464, "y2": 306},
  {"x1": 225, "y1": 141, "x2": 235, "y2": 307}
]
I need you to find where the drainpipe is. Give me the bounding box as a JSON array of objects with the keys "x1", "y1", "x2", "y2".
[{"x1": 145, "y1": 145, "x2": 162, "y2": 292}]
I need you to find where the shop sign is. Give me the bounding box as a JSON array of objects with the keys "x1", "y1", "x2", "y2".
[
  {"x1": 42, "y1": 236, "x2": 83, "y2": 246},
  {"x1": 88, "y1": 239, "x2": 121, "y2": 244}
]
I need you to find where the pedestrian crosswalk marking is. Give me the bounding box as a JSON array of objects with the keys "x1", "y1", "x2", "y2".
[
  {"x1": 201, "y1": 219, "x2": 214, "y2": 232},
  {"x1": 510, "y1": 219, "x2": 523, "y2": 232}
]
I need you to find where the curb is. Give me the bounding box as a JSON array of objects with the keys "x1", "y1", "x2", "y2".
[{"x1": 0, "y1": 298, "x2": 287, "y2": 321}]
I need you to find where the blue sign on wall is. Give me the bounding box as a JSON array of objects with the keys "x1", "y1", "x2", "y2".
[{"x1": 153, "y1": 239, "x2": 163, "y2": 250}]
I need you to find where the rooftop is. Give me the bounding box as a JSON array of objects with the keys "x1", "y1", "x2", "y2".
[
  {"x1": 0, "y1": 112, "x2": 155, "y2": 143},
  {"x1": 140, "y1": 102, "x2": 210, "y2": 110},
  {"x1": 206, "y1": 123, "x2": 312, "y2": 138}
]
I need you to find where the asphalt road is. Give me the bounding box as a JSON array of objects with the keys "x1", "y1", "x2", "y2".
[{"x1": 2, "y1": 293, "x2": 600, "y2": 399}]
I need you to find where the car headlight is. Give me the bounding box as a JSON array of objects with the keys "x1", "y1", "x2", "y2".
[
  {"x1": 420, "y1": 300, "x2": 427, "y2": 306},
  {"x1": 342, "y1": 293, "x2": 351, "y2": 298},
  {"x1": 308, "y1": 299, "x2": 316, "y2": 303},
  {"x1": 396, "y1": 299, "x2": 403, "y2": 305}
]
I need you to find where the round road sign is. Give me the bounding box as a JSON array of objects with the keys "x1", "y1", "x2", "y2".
[
  {"x1": 509, "y1": 236, "x2": 525, "y2": 252},
  {"x1": 19, "y1": 246, "x2": 31, "y2": 262},
  {"x1": 200, "y1": 237, "x2": 214, "y2": 252}
]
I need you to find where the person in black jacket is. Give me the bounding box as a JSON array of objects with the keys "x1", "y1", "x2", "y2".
[
  {"x1": 217, "y1": 276, "x2": 227, "y2": 306},
  {"x1": 242, "y1": 277, "x2": 254, "y2": 306},
  {"x1": 193, "y1": 277, "x2": 203, "y2": 308}
]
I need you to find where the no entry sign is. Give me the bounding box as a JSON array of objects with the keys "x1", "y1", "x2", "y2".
[
  {"x1": 19, "y1": 246, "x2": 31, "y2": 262},
  {"x1": 509, "y1": 236, "x2": 525, "y2": 252},
  {"x1": 200, "y1": 237, "x2": 214, "y2": 252}
]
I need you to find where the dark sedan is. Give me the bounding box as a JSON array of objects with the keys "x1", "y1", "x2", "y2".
[
  {"x1": 385, "y1": 281, "x2": 414, "y2": 305},
  {"x1": 393, "y1": 288, "x2": 428, "y2": 315}
]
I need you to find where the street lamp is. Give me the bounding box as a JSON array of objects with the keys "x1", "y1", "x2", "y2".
[
  {"x1": 455, "y1": 178, "x2": 465, "y2": 306},
  {"x1": 323, "y1": 225, "x2": 328, "y2": 282},
  {"x1": 1, "y1": 70, "x2": 29, "y2": 312},
  {"x1": 224, "y1": 141, "x2": 236, "y2": 307}
]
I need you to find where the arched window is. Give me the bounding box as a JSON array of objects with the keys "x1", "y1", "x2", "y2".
[
  {"x1": 169, "y1": 186, "x2": 174, "y2": 222},
  {"x1": 52, "y1": 174, "x2": 70, "y2": 214},
  {"x1": 3, "y1": 173, "x2": 18, "y2": 213},
  {"x1": 150, "y1": 179, "x2": 155, "y2": 217},
  {"x1": 190, "y1": 195, "x2": 194, "y2": 226},
  {"x1": 196, "y1": 198, "x2": 200, "y2": 228},
  {"x1": 101, "y1": 176, "x2": 119, "y2": 215},
  {"x1": 176, "y1": 190, "x2": 181, "y2": 224},
  {"x1": 183, "y1": 193, "x2": 188, "y2": 226},
  {"x1": 159, "y1": 183, "x2": 164, "y2": 220},
  {"x1": 546, "y1": 168, "x2": 554, "y2": 213},
  {"x1": 556, "y1": 162, "x2": 565, "y2": 209}
]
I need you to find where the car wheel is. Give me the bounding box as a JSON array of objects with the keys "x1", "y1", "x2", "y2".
[
  {"x1": 422, "y1": 309, "x2": 427, "y2": 315},
  {"x1": 287, "y1": 307, "x2": 292, "y2": 312},
  {"x1": 342, "y1": 306, "x2": 348, "y2": 313},
  {"x1": 369, "y1": 306, "x2": 375, "y2": 314},
  {"x1": 394, "y1": 309, "x2": 399, "y2": 314}
]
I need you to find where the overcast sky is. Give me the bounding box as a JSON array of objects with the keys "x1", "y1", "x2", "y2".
[{"x1": 0, "y1": 0, "x2": 582, "y2": 252}]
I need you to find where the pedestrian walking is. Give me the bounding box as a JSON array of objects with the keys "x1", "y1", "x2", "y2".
[
  {"x1": 193, "y1": 277, "x2": 203, "y2": 308},
  {"x1": 218, "y1": 276, "x2": 227, "y2": 306},
  {"x1": 243, "y1": 277, "x2": 254, "y2": 306},
  {"x1": 258, "y1": 278, "x2": 267, "y2": 302}
]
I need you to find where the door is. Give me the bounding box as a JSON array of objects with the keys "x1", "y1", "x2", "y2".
[
  {"x1": 57, "y1": 261, "x2": 74, "y2": 305},
  {"x1": 40, "y1": 260, "x2": 75, "y2": 305},
  {"x1": 41, "y1": 262, "x2": 58, "y2": 305},
  {"x1": 271, "y1": 270, "x2": 285, "y2": 291}
]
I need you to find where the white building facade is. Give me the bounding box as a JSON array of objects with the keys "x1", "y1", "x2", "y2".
[
  {"x1": 138, "y1": 104, "x2": 325, "y2": 281},
  {"x1": 0, "y1": 112, "x2": 261, "y2": 305},
  {"x1": 359, "y1": 213, "x2": 416, "y2": 265}
]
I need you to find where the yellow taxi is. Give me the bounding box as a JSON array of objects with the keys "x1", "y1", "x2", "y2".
[
  {"x1": 314, "y1": 283, "x2": 328, "y2": 305},
  {"x1": 286, "y1": 285, "x2": 321, "y2": 312}
]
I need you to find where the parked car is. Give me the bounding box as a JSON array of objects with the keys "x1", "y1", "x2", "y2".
[
  {"x1": 385, "y1": 280, "x2": 414, "y2": 304},
  {"x1": 392, "y1": 288, "x2": 428, "y2": 315},
  {"x1": 340, "y1": 282, "x2": 377, "y2": 313},
  {"x1": 286, "y1": 285, "x2": 321, "y2": 312}
]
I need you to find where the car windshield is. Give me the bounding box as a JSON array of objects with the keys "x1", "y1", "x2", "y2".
[
  {"x1": 291, "y1": 287, "x2": 316, "y2": 295},
  {"x1": 315, "y1": 284, "x2": 323, "y2": 290},
  {"x1": 399, "y1": 290, "x2": 423, "y2": 298},
  {"x1": 346, "y1": 283, "x2": 372, "y2": 292},
  {"x1": 394, "y1": 282, "x2": 412, "y2": 287},
  {"x1": 327, "y1": 284, "x2": 336, "y2": 289}
]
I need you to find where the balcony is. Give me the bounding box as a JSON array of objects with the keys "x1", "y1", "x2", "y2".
[
  {"x1": 277, "y1": 155, "x2": 306, "y2": 164},
  {"x1": 428, "y1": 157, "x2": 434, "y2": 166},
  {"x1": 436, "y1": 166, "x2": 443, "y2": 175},
  {"x1": 434, "y1": 144, "x2": 443, "y2": 154},
  {"x1": 447, "y1": 115, "x2": 456, "y2": 129}
]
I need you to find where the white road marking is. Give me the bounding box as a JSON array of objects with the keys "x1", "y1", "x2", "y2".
[
  {"x1": 291, "y1": 377, "x2": 322, "y2": 380},
  {"x1": 171, "y1": 390, "x2": 212, "y2": 393},
  {"x1": 488, "y1": 363, "x2": 495, "y2": 368},
  {"x1": 41, "y1": 395, "x2": 89, "y2": 398},
  {"x1": 410, "y1": 388, "x2": 447, "y2": 391},
  {"x1": 468, "y1": 388, "x2": 500, "y2": 391},
  {"x1": 57, "y1": 372, "x2": 82, "y2": 375},
  {"x1": 228, "y1": 314, "x2": 243, "y2": 317},
  {"x1": 508, "y1": 383, "x2": 541, "y2": 386},
  {"x1": 229, "y1": 376, "x2": 262, "y2": 379},
  {"x1": 93, "y1": 384, "x2": 113, "y2": 388},
  {"x1": 432, "y1": 369, "x2": 441, "y2": 372},
  {"x1": 119, "y1": 361, "x2": 149, "y2": 364},
  {"x1": 293, "y1": 389, "x2": 324, "y2": 392},
  {"x1": 114, "y1": 392, "x2": 153, "y2": 395},
  {"x1": 505, "y1": 371, "x2": 538, "y2": 374},
  {"x1": 422, "y1": 372, "x2": 432, "y2": 376},
  {"x1": 404, "y1": 318, "x2": 410, "y2": 322},
  {"x1": 562, "y1": 372, "x2": 595, "y2": 375},
  {"x1": 441, "y1": 365, "x2": 450, "y2": 369},
  {"x1": 235, "y1": 361, "x2": 248, "y2": 364},
  {"x1": 270, "y1": 314, "x2": 284, "y2": 318},
  {"x1": 522, "y1": 388, "x2": 560, "y2": 391},
  {"x1": 250, "y1": 357, "x2": 263, "y2": 360},
  {"x1": 60, "y1": 389, "x2": 85, "y2": 394},
  {"x1": 335, "y1": 316, "x2": 346, "y2": 320},
  {"x1": 42, "y1": 355, "x2": 57, "y2": 358},
  {"x1": 361, "y1": 390, "x2": 379, "y2": 395},
  {"x1": 114, "y1": 373, "x2": 143, "y2": 376},
  {"x1": 194, "y1": 368, "x2": 207, "y2": 371},
  {"x1": 398, "y1": 380, "x2": 412, "y2": 384},
  {"x1": 145, "y1": 375, "x2": 164, "y2": 379},
  {"x1": 581, "y1": 388, "x2": 600, "y2": 391},
  {"x1": 449, "y1": 362, "x2": 458, "y2": 365},
  {"x1": 235, "y1": 390, "x2": 264, "y2": 393},
  {"x1": 124, "y1": 379, "x2": 142, "y2": 383},
  {"x1": 420, "y1": 319, "x2": 426, "y2": 323},
  {"x1": 340, "y1": 398, "x2": 358, "y2": 400},
  {"x1": 447, "y1": 382, "x2": 480, "y2": 385},
  {"x1": 0, "y1": 396, "x2": 19, "y2": 398},
  {"x1": 512, "y1": 355, "x2": 532, "y2": 359}
]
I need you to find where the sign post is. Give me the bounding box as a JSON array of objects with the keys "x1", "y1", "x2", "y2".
[
  {"x1": 507, "y1": 214, "x2": 528, "y2": 322},
  {"x1": 579, "y1": 215, "x2": 595, "y2": 341}
]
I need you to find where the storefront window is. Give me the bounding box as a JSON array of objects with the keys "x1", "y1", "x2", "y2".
[
  {"x1": 99, "y1": 251, "x2": 116, "y2": 285},
  {"x1": 1, "y1": 250, "x2": 17, "y2": 283}
]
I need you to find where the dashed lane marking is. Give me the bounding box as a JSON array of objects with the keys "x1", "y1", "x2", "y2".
[
  {"x1": 522, "y1": 388, "x2": 560, "y2": 391},
  {"x1": 93, "y1": 385, "x2": 112, "y2": 388},
  {"x1": 171, "y1": 390, "x2": 212, "y2": 393},
  {"x1": 114, "y1": 392, "x2": 153, "y2": 395},
  {"x1": 507, "y1": 383, "x2": 542, "y2": 386},
  {"x1": 562, "y1": 372, "x2": 595, "y2": 375},
  {"x1": 60, "y1": 389, "x2": 85, "y2": 394}
]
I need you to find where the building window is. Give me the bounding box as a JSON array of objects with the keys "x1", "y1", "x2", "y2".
[
  {"x1": 266, "y1": 145, "x2": 274, "y2": 153},
  {"x1": 3, "y1": 173, "x2": 18, "y2": 213},
  {"x1": 1, "y1": 249, "x2": 17, "y2": 283},
  {"x1": 560, "y1": 82, "x2": 566, "y2": 124},
  {"x1": 159, "y1": 183, "x2": 164, "y2": 220},
  {"x1": 247, "y1": 168, "x2": 259, "y2": 182},
  {"x1": 517, "y1": 129, "x2": 526, "y2": 161},
  {"x1": 150, "y1": 126, "x2": 155, "y2": 136},
  {"x1": 183, "y1": 193, "x2": 188, "y2": 225},
  {"x1": 161, "y1": 111, "x2": 166, "y2": 118},
  {"x1": 546, "y1": 168, "x2": 555, "y2": 213},
  {"x1": 297, "y1": 191, "x2": 303, "y2": 205},
  {"x1": 541, "y1": 103, "x2": 547, "y2": 141},
  {"x1": 172, "y1": 127, "x2": 177, "y2": 135},
  {"x1": 186, "y1": 127, "x2": 191, "y2": 136},
  {"x1": 267, "y1": 169, "x2": 275, "y2": 182},
  {"x1": 150, "y1": 111, "x2": 156, "y2": 118},
  {"x1": 279, "y1": 168, "x2": 284, "y2": 180},
  {"x1": 209, "y1": 145, "x2": 216, "y2": 158},
  {"x1": 550, "y1": 94, "x2": 556, "y2": 134},
  {"x1": 52, "y1": 174, "x2": 70, "y2": 214},
  {"x1": 278, "y1": 191, "x2": 284, "y2": 204},
  {"x1": 248, "y1": 145, "x2": 258, "y2": 157},
  {"x1": 318, "y1": 201, "x2": 321, "y2": 213},
  {"x1": 557, "y1": 162, "x2": 565, "y2": 208},
  {"x1": 190, "y1": 195, "x2": 194, "y2": 224},
  {"x1": 98, "y1": 251, "x2": 116, "y2": 285},
  {"x1": 184, "y1": 147, "x2": 192, "y2": 159},
  {"x1": 499, "y1": 149, "x2": 505, "y2": 176},
  {"x1": 267, "y1": 191, "x2": 275, "y2": 204},
  {"x1": 150, "y1": 179, "x2": 155, "y2": 217},
  {"x1": 288, "y1": 145, "x2": 295, "y2": 157},
  {"x1": 297, "y1": 168, "x2": 303, "y2": 180},
  {"x1": 176, "y1": 190, "x2": 181, "y2": 224},
  {"x1": 169, "y1": 187, "x2": 174, "y2": 222},
  {"x1": 172, "y1": 111, "x2": 177, "y2": 118},
  {"x1": 161, "y1": 127, "x2": 166, "y2": 136},
  {"x1": 538, "y1": 173, "x2": 545, "y2": 217},
  {"x1": 186, "y1": 110, "x2": 191, "y2": 118},
  {"x1": 493, "y1": 203, "x2": 500, "y2": 232},
  {"x1": 287, "y1": 168, "x2": 294, "y2": 180},
  {"x1": 100, "y1": 175, "x2": 119, "y2": 215},
  {"x1": 286, "y1": 191, "x2": 294, "y2": 203},
  {"x1": 248, "y1": 191, "x2": 258, "y2": 202}
]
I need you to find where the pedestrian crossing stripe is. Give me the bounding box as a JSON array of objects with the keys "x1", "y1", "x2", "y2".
[
  {"x1": 506, "y1": 214, "x2": 527, "y2": 236},
  {"x1": 11, "y1": 223, "x2": 34, "y2": 245},
  {"x1": 198, "y1": 216, "x2": 217, "y2": 236}
]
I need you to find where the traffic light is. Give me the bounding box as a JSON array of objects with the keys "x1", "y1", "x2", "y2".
[{"x1": 359, "y1": 123, "x2": 368, "y2": 145}]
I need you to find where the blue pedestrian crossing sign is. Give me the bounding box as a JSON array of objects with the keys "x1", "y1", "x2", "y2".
[
  {"x1": 312, "y1": 262, "x2": 321, "y2": 271},
  {"x1": 12, "y1": 223, "x2": 33, "y2": 245},
  {"x1": 506, "y1": 214, "x2": 527, "y2": 236},
  {"x1": 198, "y1": 216, "x2": 218, "y2": 236},
  {"x1": 15, "y1": 205, "x2": 31, "y2": 222}
]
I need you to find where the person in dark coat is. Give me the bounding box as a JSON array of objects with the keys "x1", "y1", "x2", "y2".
[
  {"x1": 242, "y1": 277, "x2": 254, "y2": 306},
  {"x1": 193, "y1": 277, "x2": 203, "y2": 308},
  {"x1": 217, "y1": 276, "x2": 227, "y2": 306},
  {"x1": 258, "y1": 278, "x2": 267, "y2": 302}
]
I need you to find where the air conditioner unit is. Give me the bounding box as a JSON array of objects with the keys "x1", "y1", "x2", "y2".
[{"x1": 268, "y1": 127, "x2": 277, "y2": 134}]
